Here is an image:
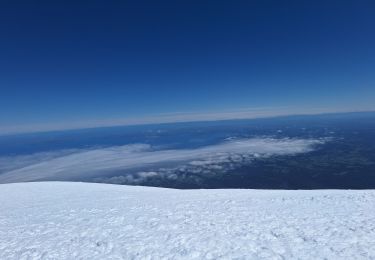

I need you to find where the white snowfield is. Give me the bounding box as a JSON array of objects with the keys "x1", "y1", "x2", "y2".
[{"x1": 1, "y1": 182, "x2": 375, "y2": 260}]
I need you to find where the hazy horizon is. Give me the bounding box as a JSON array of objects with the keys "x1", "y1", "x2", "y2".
[{"x1": 1, "y1": 108, "x2": 375, "y2": 136}]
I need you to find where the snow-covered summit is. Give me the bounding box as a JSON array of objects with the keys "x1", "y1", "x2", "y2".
[{"x1": 1, "y1": 182, "x2": 375, "y2": 259}]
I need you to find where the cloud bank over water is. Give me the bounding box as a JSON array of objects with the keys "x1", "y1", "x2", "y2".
[{"x1": 0, "y1": 138, "x2": 325, "y2": 184}]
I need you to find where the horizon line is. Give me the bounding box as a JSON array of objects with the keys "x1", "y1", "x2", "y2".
[{"x1": 1, "y1": 107, "x2": 374, "y2": 137}]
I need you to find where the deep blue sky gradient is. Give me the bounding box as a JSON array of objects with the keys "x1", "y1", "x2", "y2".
[{"x1": 1, "y1": 1, "x2": 375, "y2": 132}]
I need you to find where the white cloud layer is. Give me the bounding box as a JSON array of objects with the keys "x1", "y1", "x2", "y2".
[{"x1": 0, "y1": 138, "x2": 325, "y2": 184}]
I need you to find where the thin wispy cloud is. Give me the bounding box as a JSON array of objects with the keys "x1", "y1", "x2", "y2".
[
  {"x1": 1, "y1": 106, "x2": 374, "y2": 136},
  {"x1": 0, "y1": 137, "x2": 326, "y2": 184}
]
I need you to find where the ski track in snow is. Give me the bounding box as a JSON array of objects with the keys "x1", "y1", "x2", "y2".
[{"x1": 1, "y1": 182, "x2": 375, "y2": 259}]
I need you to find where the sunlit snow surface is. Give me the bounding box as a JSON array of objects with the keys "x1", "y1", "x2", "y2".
[{"x1": 1, "y1": 182, "x2": 374, "y2": 259}]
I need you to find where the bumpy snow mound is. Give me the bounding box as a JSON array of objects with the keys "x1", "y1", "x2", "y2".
[{"x1": 1, "y1": 182, "x2": 375, "y2": 259}]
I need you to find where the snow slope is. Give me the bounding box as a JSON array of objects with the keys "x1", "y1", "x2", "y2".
[{"x1": 1, "y1": 182, "x2": 375, "y2": 259}]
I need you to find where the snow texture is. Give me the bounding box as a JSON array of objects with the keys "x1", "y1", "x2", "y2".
[{"x1": 1, "y1": 182, "x2": 375, "y2": 259}]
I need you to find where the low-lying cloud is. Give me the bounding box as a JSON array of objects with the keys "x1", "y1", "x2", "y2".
[{"x1": 0, "y1": 137, "x2": 325, "y2": 184}]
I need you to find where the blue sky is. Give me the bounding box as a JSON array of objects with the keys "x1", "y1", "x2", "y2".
[{"x1": 1, "y1": 1, "x2": 375, "y2": 134}]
